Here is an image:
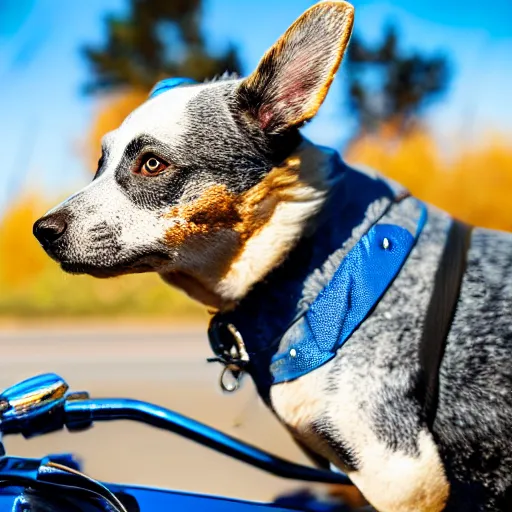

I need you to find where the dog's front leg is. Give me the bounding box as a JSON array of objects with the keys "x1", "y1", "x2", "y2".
[
  {"x1": 342, "y1": 428, "x2": 449, "y2": 512},
  {"x1": 291, "y1": 435, "x2": 370, "y2": 510},
  {"x1": 270, "y1": 367, "x2": 450, "y2": 512}
]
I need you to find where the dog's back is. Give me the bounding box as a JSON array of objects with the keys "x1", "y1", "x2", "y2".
[{"x1": 351, "y1": 187, "x2": 512, "y2": 510}]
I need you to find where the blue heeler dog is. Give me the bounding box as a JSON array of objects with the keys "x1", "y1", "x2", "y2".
[{"x1": 33, "y1": 2, "x2": 512, "y2": 511}]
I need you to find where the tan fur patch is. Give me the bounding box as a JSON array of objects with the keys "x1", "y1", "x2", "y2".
[
  {"x1": 165, "y1": 184, "x2": 242, "y2": 248},
  {"x1": 327, "y1": 484, "x2": 369, "y2": 509},
  {"x1": 165, "y1": 158, "x2": 302, "y2": 250},
  {"x1": 159, "y1": 141, "x2": 335, "y2": 308},
  {"x1": 215, "y1": 147, "x2": 333, "y2": 305}
]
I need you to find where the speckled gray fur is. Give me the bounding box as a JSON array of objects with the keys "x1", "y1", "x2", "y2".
[{"x1": 435, "y1": 228, "x2": 512, "y2": 509}]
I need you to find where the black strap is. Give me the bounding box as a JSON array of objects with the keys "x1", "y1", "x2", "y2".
[{"x1": 420, "y1": 219, "x2": 473, "y2": 429}]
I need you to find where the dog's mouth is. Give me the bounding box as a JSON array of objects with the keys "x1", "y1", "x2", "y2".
[
  {"x1": 61, "y1": 262, "x2": 152, "y2": 278},
  {"x1": 60, "y1": 253, "x2": 171, "y2": 279}
]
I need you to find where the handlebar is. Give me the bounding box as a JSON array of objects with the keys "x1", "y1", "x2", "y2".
[{"x1": 0, "y1": 373, "x2": 352, "y2": 486}]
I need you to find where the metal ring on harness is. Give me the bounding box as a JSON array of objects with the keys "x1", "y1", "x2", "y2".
[{"x1": 207, "y1": 321, "x2": 250, "y2": 393}]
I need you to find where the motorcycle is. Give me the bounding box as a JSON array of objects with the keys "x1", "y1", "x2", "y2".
[{"x1": 0, "y1": 373, "x2": 355, "y2": 511}]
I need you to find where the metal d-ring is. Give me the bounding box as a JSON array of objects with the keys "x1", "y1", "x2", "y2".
[
  {"x1": 210, "y1": 322, "x2": 249, "y2": 393},
  {"x1": 208, "y1": 319, "x2": 251, "y2": 393},
  {"x1": 220, "y1": 366, "x2": 243, "y2": 393},
  {"x1": 220, "y1": 323, "x2": 250, "y2": 392}
]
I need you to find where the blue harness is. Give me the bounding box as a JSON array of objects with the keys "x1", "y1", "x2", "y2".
[
  {"x1": 267, "y1": 208, "x2": 426, "y2": 383},
  {"x1": 208, "y1": 170, "x2": 427, "y2": 394}
]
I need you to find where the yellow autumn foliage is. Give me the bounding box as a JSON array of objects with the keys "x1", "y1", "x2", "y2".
[
  {"x1": 0, "y1": 195, "x2": 49, "y2": 289},
  {"x1": 346, "y1": 127, "x2": 512, "y2": 231}
]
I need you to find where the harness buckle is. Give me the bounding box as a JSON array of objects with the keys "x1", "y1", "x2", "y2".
[{"x1": 207, "y1": 320, "x2": 249, "y2": 393}]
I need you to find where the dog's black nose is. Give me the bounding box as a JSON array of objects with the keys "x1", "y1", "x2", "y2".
[{"x1": 33, "y1": 213, "x2": 68, "y2": 245}]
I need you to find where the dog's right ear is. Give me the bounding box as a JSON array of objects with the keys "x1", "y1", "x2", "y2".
[{"x1": 236, "y1": 1, "x2": 354, "y2": 134}]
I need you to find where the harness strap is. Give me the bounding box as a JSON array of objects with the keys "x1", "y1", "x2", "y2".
[{"x1": 420, "y1": 219, "x2": 473, "y2": 429}]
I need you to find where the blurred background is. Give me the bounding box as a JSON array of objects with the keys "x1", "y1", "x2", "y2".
[{"x1": 0, "y1": 0, "x2": 511, "y2": 505}]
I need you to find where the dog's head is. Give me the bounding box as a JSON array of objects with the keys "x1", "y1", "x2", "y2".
[{"x1": 34, "y1": 1, "x2": 354, "y2": 309}]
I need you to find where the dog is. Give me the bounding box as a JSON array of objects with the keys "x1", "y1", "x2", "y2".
[{"x1": 33, "y1": 2, "x2": 512, "y2": 510}]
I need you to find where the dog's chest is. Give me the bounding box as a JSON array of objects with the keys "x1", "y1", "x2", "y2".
[{"x1": 269, "y1": 356, "x2": 450, "y2": 512}]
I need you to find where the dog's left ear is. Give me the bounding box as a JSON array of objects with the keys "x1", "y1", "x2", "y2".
[{"x1": 237, "y1": 1, "x2": 354, "y2": 134}]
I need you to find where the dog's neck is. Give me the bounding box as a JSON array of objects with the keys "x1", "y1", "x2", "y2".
[
  {"x1": 209, "y1": 151, "x2": 400, "y2": 397},
  {"x1": 214, "y1": 140, "x2": 345, "y2": 307}
]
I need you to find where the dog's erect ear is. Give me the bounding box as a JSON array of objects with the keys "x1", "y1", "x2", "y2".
[{"x1": 237, "y1": 1, "x2": 354, "y2": 133}]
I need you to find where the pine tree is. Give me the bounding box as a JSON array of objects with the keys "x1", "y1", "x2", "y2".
[
  {"x1": 82, "y1": 0, "x2": 240, "y2": 93},
  {"x1": 346, "y1": 25, "x2": 450, "y2": 134}
]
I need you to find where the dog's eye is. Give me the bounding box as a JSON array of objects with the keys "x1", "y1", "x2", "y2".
[{"x1": 139, "y1": 156, "x2": 167, "y2": 176}]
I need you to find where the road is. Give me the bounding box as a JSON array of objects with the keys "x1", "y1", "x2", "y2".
[{"x1": 0, "y1": 325, "x2": 320, "y2": 504}]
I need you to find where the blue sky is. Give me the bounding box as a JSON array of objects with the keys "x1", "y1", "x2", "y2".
[{"x1": 0, "y1": 0, "x2": 511, "y2": 212}]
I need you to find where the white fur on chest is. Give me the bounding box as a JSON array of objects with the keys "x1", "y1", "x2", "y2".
[{"x1": 269, "y1": 359, "x2": 449, "y2": 512}]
